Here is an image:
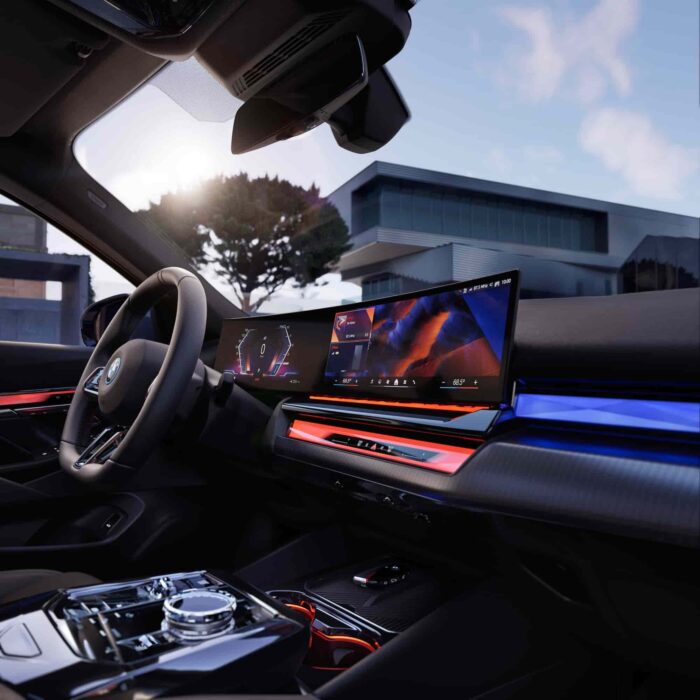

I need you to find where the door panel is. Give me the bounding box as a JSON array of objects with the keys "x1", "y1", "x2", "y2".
[
  {"x1": 0, "y1": 341, "x2": 205, "y2": 577},
  {"x1": 0, "y1": 341, "x2": 90, "y2": 484}
]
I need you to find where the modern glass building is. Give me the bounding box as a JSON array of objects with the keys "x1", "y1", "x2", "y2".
[{"x1": 328, "y1": 162, "x2": 699, "y2": 300}]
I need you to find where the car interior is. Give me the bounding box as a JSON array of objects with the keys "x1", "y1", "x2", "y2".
[{"x1": 0, "y1": 1, "x2": 698, "y2": 699}]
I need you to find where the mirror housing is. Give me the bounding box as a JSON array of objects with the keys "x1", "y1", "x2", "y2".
[{"x1": 80, "y1": 294, "x2": 128, "y2": 347}]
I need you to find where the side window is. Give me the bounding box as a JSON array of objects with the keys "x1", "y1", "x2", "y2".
[{"x1": 0, "y1": 196, "x2": 134, "y2": 345}]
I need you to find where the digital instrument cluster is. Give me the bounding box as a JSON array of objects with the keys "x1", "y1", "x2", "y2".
[
  {"x1": 215, "y1": 270, "x2": 519, "y2": 404},
  {"x1": 215, "y1": 316, "x2": 332, "y2": 390}
]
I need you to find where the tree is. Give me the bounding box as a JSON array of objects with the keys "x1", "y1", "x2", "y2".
[{"x1": 139, "y1": 174, "x2": 350, "y2": 312}]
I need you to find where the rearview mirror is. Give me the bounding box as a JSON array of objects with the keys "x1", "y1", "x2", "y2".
[{"x1": 232, "y1": 35, "x2": 368, "y2": 154}]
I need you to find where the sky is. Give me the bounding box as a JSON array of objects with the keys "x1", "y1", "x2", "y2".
[{"x1": 65, "y1": 0, "x2": 699, "y2": 309}]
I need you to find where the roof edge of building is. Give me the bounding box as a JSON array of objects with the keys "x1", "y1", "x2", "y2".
[{"x1": 328, "y1": 160, "x2": 699, "y2": 224}]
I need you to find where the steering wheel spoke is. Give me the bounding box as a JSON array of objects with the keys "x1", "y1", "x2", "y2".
[
  {"x1": 83, "y1": 366, "x2": 105, "y2": 399},
  {"x1": 74, "y1": 426, "x2": 126, "y2": 470}
]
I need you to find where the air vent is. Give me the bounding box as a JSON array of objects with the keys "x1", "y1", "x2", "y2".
[{"x1": 235, "y1": 9, "x2": 351, "y2": 96}]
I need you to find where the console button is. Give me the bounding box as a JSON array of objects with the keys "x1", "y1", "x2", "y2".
[{"x1": 0, "y1": 623, "x2": 41, "y2": 657}]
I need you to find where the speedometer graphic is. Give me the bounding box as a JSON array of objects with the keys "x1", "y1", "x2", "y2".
[{"x1": 237, "y1": 326, "x2": 292, "y2": 377}]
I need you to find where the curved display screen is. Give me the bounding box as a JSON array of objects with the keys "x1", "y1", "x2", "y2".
[
  {"x1": 218, "y1": 319, "x2": 331, "y2": 389},
  {"x1": 215, "y1": 270, "x2": 519, "y2": 405}
]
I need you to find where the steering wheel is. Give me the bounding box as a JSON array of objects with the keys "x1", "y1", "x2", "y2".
[{"x1": 59, "y1": 267, "x2": 207, "y2": 483}]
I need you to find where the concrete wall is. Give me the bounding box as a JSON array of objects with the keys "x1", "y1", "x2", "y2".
[{"x1": 0, "y1": 250, "x2": 89, "y2": 344}]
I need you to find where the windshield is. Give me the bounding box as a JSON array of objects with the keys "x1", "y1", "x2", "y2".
[{"x1": 75, "y1": 0, "x2": 699, "y2": 314}]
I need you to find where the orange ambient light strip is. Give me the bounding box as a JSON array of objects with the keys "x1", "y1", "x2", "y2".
[
  {"x1": 288, "y1": 419, "x2": 477, "y2": 474},
  {"x1": 308, "y1": 395, "x2": 488, "y2": 414},
  {"x1": 284, "y1": 600, "x2": 380, "y2": 667},
  {"x1": 0, "y1": 389, "x2": 75, "y2": 408},
  {"x1": 312, "y1": 629, "x2": 380, "y2": 654}
]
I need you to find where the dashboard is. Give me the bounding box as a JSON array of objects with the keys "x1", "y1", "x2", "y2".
[
  {"x1": 212, "y1": 279, "x2": 700, "y2": 550},
  {"x1": 215, "y1": 270, "x2": 519, "y2": 405}
]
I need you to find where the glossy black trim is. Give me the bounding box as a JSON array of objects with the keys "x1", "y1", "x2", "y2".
[{"x1": 281, "y1": 399, "x2": 500, "y2": 435}]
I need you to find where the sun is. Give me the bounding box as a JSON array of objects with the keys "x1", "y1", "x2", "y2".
[{"x1": 170, "y1": 146, "x2": 215, "y2": 192}]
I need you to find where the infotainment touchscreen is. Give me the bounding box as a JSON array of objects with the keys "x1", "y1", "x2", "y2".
[
  {"x1": 324, "y1": 271, "x2": 518, "y2": 401},
  {"x1": 215, "y1": 270, "x2": 519, "y2": 404}
]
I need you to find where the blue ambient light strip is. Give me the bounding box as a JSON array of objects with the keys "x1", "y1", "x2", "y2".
[{"x1": 515, "y1": 393, "x2": 700, "y2": 434}]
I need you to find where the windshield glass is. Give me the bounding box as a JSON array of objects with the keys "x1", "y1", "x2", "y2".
[{"x1": 75, "y1": 0, "x2": 699, "y2": 314}]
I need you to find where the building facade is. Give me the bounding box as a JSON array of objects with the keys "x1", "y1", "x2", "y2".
[
  {"x1": 0, "y1": 203, "x2": 90, "y2": 344},
  {"x1": 328, "y1": 162, "x2": 699, "y2": 300}
]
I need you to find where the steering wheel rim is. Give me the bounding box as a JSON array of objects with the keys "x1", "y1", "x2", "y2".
[{"x1": 59, "y1": 267, "x2": 207, "y2": 483}]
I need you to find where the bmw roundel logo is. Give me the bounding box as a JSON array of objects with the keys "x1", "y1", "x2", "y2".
[{"x1": 105, "y1": 357, "x2": 121, "y2": 385}]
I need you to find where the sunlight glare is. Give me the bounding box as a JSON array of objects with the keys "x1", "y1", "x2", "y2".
[{"x1": 171, "y1": 145, "x2": 215, "y2": 192}]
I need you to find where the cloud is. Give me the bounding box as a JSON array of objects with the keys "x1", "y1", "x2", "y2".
[
  {"x1": 580, "y1": 108, "x2": 699, "y2": 200},
  {"x1": 500, "y1": 0, "x2": 638, "y2": 103}
]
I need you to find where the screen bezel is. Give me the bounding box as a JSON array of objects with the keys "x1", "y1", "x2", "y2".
[{"x1": 214, "y1": 269, "x2": 520, "y2": 406}]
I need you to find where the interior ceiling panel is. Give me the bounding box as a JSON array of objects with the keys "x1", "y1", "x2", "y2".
[{"x1": 0, "y1": 0, "x2": 108, "y2": 137}]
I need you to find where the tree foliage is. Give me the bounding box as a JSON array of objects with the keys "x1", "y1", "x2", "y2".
[{"x1": 139, "y1": 174, "x2": 350, "y2": 311}]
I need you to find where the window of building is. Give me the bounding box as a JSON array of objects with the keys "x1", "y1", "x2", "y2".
[
  {"x1": 351, "y1": 184, "x2": 381, "y2": 235},
  {"x1": 619, "y1": 236, "x2": 699, "y2": 293},
  {"x1": 352, "y1": 178, "x2": 609, "y2": 254},
  {"x1": 0, "y1": 197, "x2": 134, "y2": 345},
  {"x1": 362, "y1": 274, "x2": 405, "y2": 300}
]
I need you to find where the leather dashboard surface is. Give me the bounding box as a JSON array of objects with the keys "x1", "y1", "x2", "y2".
[{"x1": 513, "y1": 288, "x2": 700, "y2": 382}]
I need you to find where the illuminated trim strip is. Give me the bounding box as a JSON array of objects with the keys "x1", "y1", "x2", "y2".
[
  {"x1": 515, "y1": 393, "x2": 700, "y2": 434},
  {"x1": 0, "y1": 389, "x2": 75, "y2": 408},
  {"x1": 312, "y1": 629, "x2": 380, "y2": 654},
  {"x1": 288, "y1": 419, "x2": 478, "y2": 474},
  {"x1": 308, "y1": 395, "x2": 488, "y2": 414}
]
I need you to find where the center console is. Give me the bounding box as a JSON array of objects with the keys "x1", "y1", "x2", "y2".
[{"x1": 0, "y1": 571, "x2": 308, "y2": 698}]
